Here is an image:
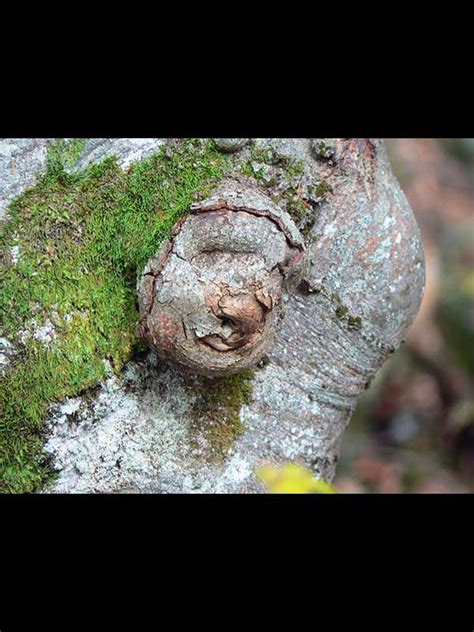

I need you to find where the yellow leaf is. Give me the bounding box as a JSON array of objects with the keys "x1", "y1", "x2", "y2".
[{"x1": 257, "y1": 462, "x2": 336, "y2": 494}]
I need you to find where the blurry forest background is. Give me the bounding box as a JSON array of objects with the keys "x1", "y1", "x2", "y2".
[{"x1": 334, "y1": 139, "x2": 474, "y2": 493}]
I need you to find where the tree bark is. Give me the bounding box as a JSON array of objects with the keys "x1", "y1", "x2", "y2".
[
  {"x1": 0, "y1": 138, "x2": 425, "y2": 493},
  {"x1": 136, "y1": 178, "x2": 305, "y2": 376}
]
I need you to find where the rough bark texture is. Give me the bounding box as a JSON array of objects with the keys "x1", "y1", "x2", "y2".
[
  {"x1": 137, "y1": 179, "x2": 305, "y2": 376},
  {"x1": 0, "y1": 139, "x2": 49, "y2": 221},
  {"x1": 0, "y1": 138, "x2": 425, "y2": 493}
]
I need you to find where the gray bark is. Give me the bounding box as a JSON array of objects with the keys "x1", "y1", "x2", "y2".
[{"x1": 0, "y1": 138, "x2": 425, "y2": 493}]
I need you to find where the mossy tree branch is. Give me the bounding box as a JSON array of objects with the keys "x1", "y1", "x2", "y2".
[{"x1": 0, "y1": 138, "x2": 425, "y2": 493}]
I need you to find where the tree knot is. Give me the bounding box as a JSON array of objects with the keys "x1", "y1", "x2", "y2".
[{"x1": 137, "y1": 180, "x2": 305, "y2": 376}]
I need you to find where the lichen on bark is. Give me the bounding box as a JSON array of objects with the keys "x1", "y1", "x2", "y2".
[
  {"x1": 186, "y1": 369, "x2": 255, "y2": 460},
  {"x1": 0, "y1": 139, "x2": 233, "y2": 491},
  {"x1": 0, "y1": 138, "x2": 425, "y2": 493}
]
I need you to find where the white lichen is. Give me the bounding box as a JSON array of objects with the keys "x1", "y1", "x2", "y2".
[
  {"x1": 0, "y1": 337, "x2": 14, "y2": 374},
  {"x1": 10, "y1": 245, "x2": 20, "y2": 264}
]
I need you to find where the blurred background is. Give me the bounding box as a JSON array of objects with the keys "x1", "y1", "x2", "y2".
[{"x1": 334, "y1": 139, "x2": 474, "y2": 493}]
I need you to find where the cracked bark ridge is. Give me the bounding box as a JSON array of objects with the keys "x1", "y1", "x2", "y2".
[{"x1": 137, "y1": 178, "x2": 305, "y2": 377}]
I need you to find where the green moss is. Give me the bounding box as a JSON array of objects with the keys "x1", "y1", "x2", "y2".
[
  {"x1": 235, "y1": 141, "x2": 323, "y2": 237},
  {"x1": 284, "y1": 158, "x2": 304, "y2": 178},
  {"x1": 310, "y1": 181, "x2": 332, "y2": 199},
  {"x1": 0, "y1": 139, "x2": 230, "y2": 492},
  {"x1": 347, "y1": 315, "x2": 362, "y2": 330},
  {"x1": 335, "y1": 305, "x2": 349, "y2": 318},
  {"x1": 240, "y1": 160, "x2": 265, "y2": 180},
  {"x1": 286, "y1": 195, "x2": 308, "y2": 222},
  {"x1": 313, "y1": 140, "x2": 334, "y2": 160},
  {"x1": 330, "y1": 293, "x2": 362, "y2": 330},
  {"x1": 285, "y1": 181, "x2": 332, "y2": 238},
  {"x1": 189, "y1": 370, "x2": 255, "y2": 460},
  {"x1": 240, "y1": 141, "x2": 304, "y2": 182},
  {"x1": 45, "y1": 139, "x2": 88, "y2": 178},
  {"x1": 243, "y1": 142, "x2": 274, "y2": 169}
]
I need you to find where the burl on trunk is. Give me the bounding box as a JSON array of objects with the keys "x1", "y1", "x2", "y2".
[{"x1": 130, "y1": 138, "x2": 424, "y2": 490}]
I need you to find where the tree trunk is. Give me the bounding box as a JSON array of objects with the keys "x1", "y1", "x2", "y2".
[{"x1": 0, "y1": 138, "x2": 425, "y2": 493}]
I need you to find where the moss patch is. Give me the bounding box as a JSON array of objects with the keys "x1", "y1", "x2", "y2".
[
  {"x1": 335, "y1": 305, "x2": 349, "y2": 318},
  {"x1": 0, "y1": 139, "x2": 231, "y2": 492},
  {"x1": 188, "y1": 370, "x2": 255, "y2": 461},
  {"x1": 312, "y1": 140, "x2": 335, "y2": 161},
  {"x1": 237, "y1": 141, "x2": 330, "y2": 238},
  {"x1": 240, "y1": 141, "x2": 305, "y2": 182},
  {"x1": 332, "y1": 294, "x2": 362, "y2": 330},
  {"x1": 46, "y1": 138, "x2": 88, "y2": 172}
]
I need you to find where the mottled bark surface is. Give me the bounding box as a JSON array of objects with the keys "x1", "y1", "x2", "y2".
[
  {"x1": 0, "y1": 138, "x2": 425, "y2": 493},
  {"x1": 0, "y1": 139, "x2": 49, "y2": 221},
  {"x1": 137, "y1": 179, "x2": 305, "y2": 376}
]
